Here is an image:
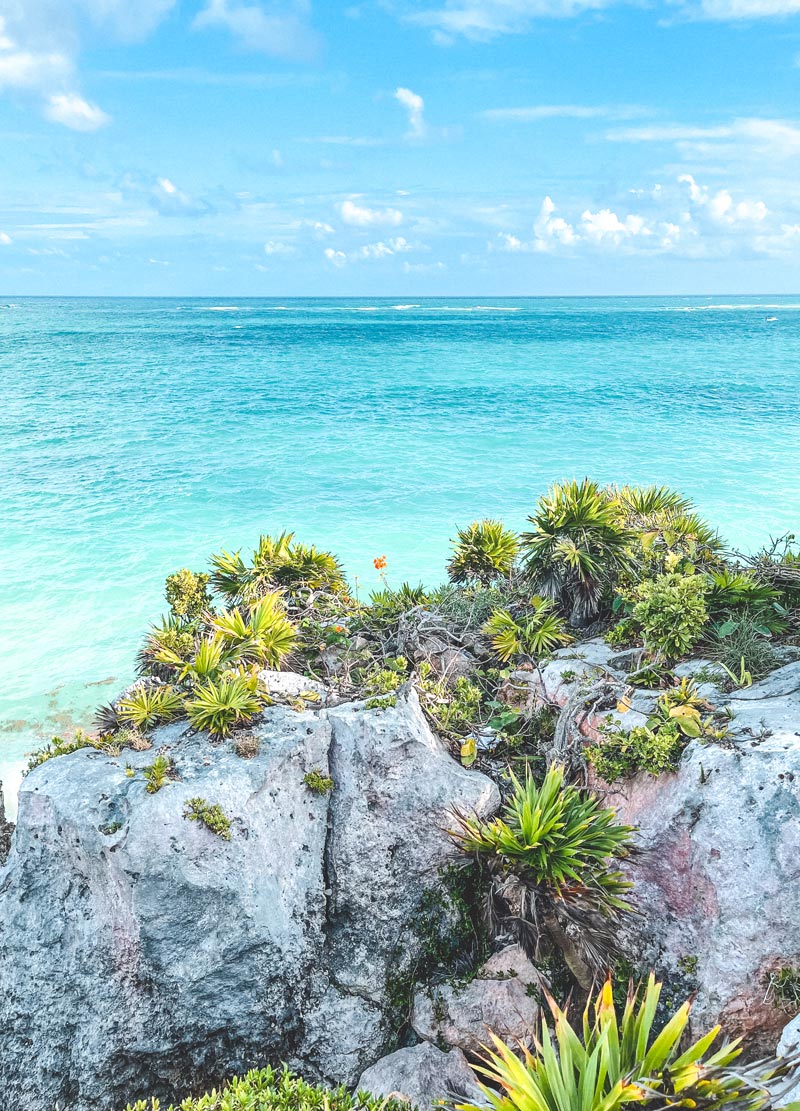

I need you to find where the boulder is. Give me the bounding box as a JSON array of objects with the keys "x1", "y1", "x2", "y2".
[
  {"x1": 524, "y1": 643, "x2": 800, "y2": 1051},
  {"x1": 357, "y1": 1043, "x2": 484, "y2": 1109},
  {"x1": 0, "y1": 688, "x2": 499, "y2": 1111},
  {"x1": 778, "y1": 1013, "x2": 800, "y2": 1058},
  {"x1": 411, "y1": 945, "x2": 541, "y2": 1056}
]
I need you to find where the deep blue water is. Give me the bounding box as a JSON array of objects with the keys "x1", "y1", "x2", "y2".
[{"x1": 2, "y1": 295, "x2": 799, "y2": 802}]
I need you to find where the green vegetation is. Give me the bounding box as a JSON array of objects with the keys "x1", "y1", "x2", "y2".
[
  {"x1": 25, "y1": 729, "x2": 119, "y2": 773},
  {"x1": 211, "y1": 531, "x2": 345, "y2": 603},
  {"x1": 764, "y1": 965, "x2": 800, "y2": 1011},
  {"x1": 449, "y1": 765, "x2": 634, "y2": 988},
  {"x1": 447, "y1": 519, "x2": 519, "y2": 585},
  {"x1": 631, "y1": 571, "x2": 709, "y2": 660},
  {"x1": 363, "y1": 694, "x2": 397, "y2": 710},
  {"x1": 186, "y1": 673, "x2": 265, "y2": 737},
  {"x1": 483, "y1": 596, "x2": 571, "y2": 662},
  {"x1": 117, "y1": 685, "x2": 185, "y2": 730},
  {"x1": 183, "y1": 797, "x2": 232, "y2": 840},
  {"x1": 458, "y1": 975, "x2": 792, "y2": 1111},
  {"x1": 164, "y1": 568, "x2": 212, "y2": 619},
  {"x1": 143, "y1": 754, "x2": 172, "y2": 793},
  {"x1": 303, "y1": 769, "x2": 334, "y2": 794}
]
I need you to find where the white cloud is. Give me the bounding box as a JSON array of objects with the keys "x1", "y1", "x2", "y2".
[
  {"x1": 402, "y1": 0, "x2": 614, "y2": 40},
  {"x1": 684, "y1": 0, "x2": 800, "y2": 18},
  {"x1": 324, "y1": 247, "x2": 347, "y2": 267},
  {"x1": 0, "y1": 231, "x2": 11, "y2": 244},
  {"x1": 264, "y1": 239, "x2": 295, "y2": 255},
  {"x1": 117, "y1": 172, "x2": 213, "y2": 217},
  {"x1": 394, "y1": 86, "x2": 426, "y2": 138},
  {"x1": 323, "y1": 236, "x2": 420, "y2": 265},
  {"x1": 534, "y1": 196, "x2": 577, "y2": 248},
  {"x1": 193, "y1": 0, "x2": 321, "y2": 60},
  {"x1": 339, "y1": 199, "x2": 403, "y2": 227},
  {"x1": 45, "y1": 92, "x2": 110, "y2": 131},
  {"x1": 607, "y1": 117, "x2": 800, "y2": 157},
  {"x1": 481, "y1": 104, "x2": 643, "y2": 121}
]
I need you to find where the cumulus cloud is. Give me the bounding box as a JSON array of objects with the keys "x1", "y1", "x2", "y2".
[
  {"x1": 493, "y1": 175, "x2": 781, "y2": 258},
  {"x1": 323, "y1": 236, "x2": 419, "y2": 265},
  {"x1": 193, "y1": 0, "x2": 321, "y2": 60},
  {"x1": 0, "y1": 231, "x2": 11, "y2": 244},
  {"x1": 394, "y1": 86, "x2": 426, "y2": 138},
  {"x1": 339, "y1": 199, "x2": 403, "y2": 227}
]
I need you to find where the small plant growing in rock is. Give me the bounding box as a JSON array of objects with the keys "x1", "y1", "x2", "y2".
[
  {"x1": 117, "y1": 685, "x2": 185, "y2": 730},
  {"x1": 303, "y1": 769, "x2": 334, "y2": 794},
  {"x1": 447, "y1": 519, "x2": 519, "y2": 585},
  {"x1": 483, "y1": 596, "x2": 571, "y2": 662},
  {"x1": 449, "y1": 764, "x2": 634, "y2": 989},
  {"x1": 233, "y1": 733, "x2": 260, "y2": 758},
  {"x1": 417, "y1": 663, "x2": 483, "y2": 739},
  {"x1": 764, "y1": 965, "x2": 800, "y2": 1011},
  {"x1": 25, "y1": 729, "x2": 119, "y2": 774},
  {"x1": 186, "y1": 673, "x2": 265, "y2": 737},
  {"x1": 183, "y1": 797, "x2": 232, "y2": 840},
  {"x1": 459, "y1": 975, "x2": 800, "y2": 1111},
  {"x1": 586, "y1": 722, "x2": 686, "y2": 783},
  {"x1": 364, "y1": 694, "x2": 398, "y2": 710},
  {"x1": 143, "y1": 754, "x2": 172, "y2": 794}
]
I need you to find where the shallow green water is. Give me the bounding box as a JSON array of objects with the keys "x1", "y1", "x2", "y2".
[{"x1": 2, "y1": 295, "x2": 799, "y2": 803}]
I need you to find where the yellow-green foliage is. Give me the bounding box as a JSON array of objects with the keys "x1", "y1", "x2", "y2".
[
  {"x1": 186, "y1": 673, "x2": 265, "y2": 737},
  {"x1": 586, "y1": 723, "x2": 686, "y2": 783},
  {"x1": 631, "y1": 571, "x2": 708, "y2": 660},
  {"x1": 25, "y1": 729, "x2": 118, "y2": 774},
  {"x1": 143, "y1": 754, "x2": 172, "y2": 794},
  {"x1": 183, "y1": 797, "x2": 232, "y2": 840},
  {"x1": 212, "y1": 592, "x2": 298, "y2": 668},
  {"x1": 210, "y1": 531, "x2": 345, "y2": 603},
  {"x1": 447, "y1": 519, "x2": 519, "y2": 585},
  {"x1": 417, "y1": 662, "x2": 482, "y2": 737},
  {"x1": 458, "y1": 975, "x2": 779, "y2": 1111},
  {"x1": 164, "y1": 568, "x2": 212, "y2": 620},
  {"x1": 117, "y1": 686, "x2": 185, "y2": 730},
  {"x1": 122, "y1": 1064, "x2": 408, "y2": 1111},
  {"x1": 303, "y1": 769, "x2": 334, "y2": 794},
  {"x1": 483, "y1": 597, "x2": 571, "y2": 662}
]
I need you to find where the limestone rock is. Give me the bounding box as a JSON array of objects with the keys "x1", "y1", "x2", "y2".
[
  {"x1": 0, "y1": 689, "x2": 499, "y2": 1111},
  {"x1": 778, "y1": 1013, "x2": 800, "y2": 1058},
  {"x1": 411, "y1": 945, "x2": 541, "y2": 1056},
  {"x1": 357, "y1": 1043, "x2": 484, "y2": 1109},
  {"x1": 0, "y1": 780, "x2": 13, "y2": 864},
  {"x1": 258, "y1": 669, "x2": 332, "y2": 705}
]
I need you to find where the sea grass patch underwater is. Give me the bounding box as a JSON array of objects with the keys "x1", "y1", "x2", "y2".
[{"x1": 4, "y1": 295, "x2": 800, "y2": 779}]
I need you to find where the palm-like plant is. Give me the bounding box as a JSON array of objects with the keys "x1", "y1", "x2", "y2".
[
  {"x1": 213, "y1": 592, "x2": 298, "y2": 668},
  {"x1": 450, "y1": 765, "x2": 634, "y2": 989},
  {"x1": 704, "y1": 569, "x2": 786, "y2": 635},
  {"x1": 484, "y1": 597, "x2": 571, "y2": 663},
  {"x1": 615, "y1": 485, "x2": 724, "y2": 573},
  {"x1": 136, "y1": 615, "x2": 197, "y2": 679},
  {"x1": 117, "y1": 685, "x2": 185, "y2": 730},
  {"x1": 459, "y1": 975, "x2": 800, "y2": 1111},
  {"x1": 186, "y1": 673, "x2": 265, "y2": 737},
  {"x1": 448, "y1": 520, "x2": 520, "y2": 585},
  {"x1": 210, "y1": 532, "x2": 345, "y2": 603},
  {"x1": 521, "y1": 480, "x2": 634, "y2": 624}
]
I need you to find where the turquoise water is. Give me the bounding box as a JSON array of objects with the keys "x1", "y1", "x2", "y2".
[{"x1": 2, "y1": 295, "x2": 800, "y2": 805}]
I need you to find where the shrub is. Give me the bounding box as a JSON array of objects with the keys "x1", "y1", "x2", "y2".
[
  {"x1": 483, "y1": 596, "x2": 571, "y2": 662},
  {"x1": 210, "y1": 532, "x2": 345, "y2": 603},
  {"x1": 631, "y1": 571, "x2": 708, "y2": 660},
  {"x1": 615, "y1": 483, "x2": 724, "y2": 574},
  {"x1": 143, "y1": 754, "x2": 172, "y2": 793},
  {"x1": 428, "y1": 583, "x2": 513, "y2": 631},
  {"x1": 458, "y1": 975, "x2": 796, "y2": 1111},
  {"x1": 521, "y1": 479, "x2": 633, "y2": 624},
  {"x1": 359, "y1": 583, "x2": 429, "y2": 629},
  {"x1": 117, "y1": 685, "x2": 185, "y2": 730},
  {"x1": 25, "y1": 729, "x2": 117, "y2": 774},
  {"x1": 183, "y1": 797, "x2": 232, "y2": 840},
  {"x1": 705, "y1": 568, "x2": 786, "y2": 635},
  {"x1": 213, "y1": 592, "x2": 298, "y2": 669},
  {"x1": 364, "y1": 694, "x2": 397, "y2": 710},
  {"x1": 449, "y1": 765, "x2": 633, "y2": 987},
  {"x1": 164, "y1": 568, "x2": 212, "y2": 619},
  {"x1": 136, "y1": 615, "x2": 197, "y2": 679},
  {"x1": 303, "y1": 769, "x2": 334, "y2": 794},
  {"x1": 360, "y1": 655, "x2": 408, "y2": 696},
  {"x1": 447, "y1": 519, "x2": 519, "y2": 585},
  {"x1": 586, "y1": 722, "x2": 686, "y2": 782},
  {"x1": 186, "y1": 673, "x2": 265, "y2": 737},
  {"x1": 604, "y1": 617, "x2": 639, "y2": 648},
  {"x1": 122, "y1": 1064, "x2": 408, "y2": 1111}
]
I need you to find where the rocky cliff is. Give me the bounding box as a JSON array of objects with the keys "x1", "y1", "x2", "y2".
[{"x1": 0, "y1": 688, "x2": 498, "y2": 1111}]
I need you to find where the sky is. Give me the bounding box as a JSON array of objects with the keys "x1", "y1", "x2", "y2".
[{"x1": 1, "y1": 0, "x2": 800, "y2": 294}]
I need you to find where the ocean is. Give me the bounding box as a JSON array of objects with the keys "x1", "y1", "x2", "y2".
[{"x1": 2, "y1": 295, "x2": 799, "y2": 808}]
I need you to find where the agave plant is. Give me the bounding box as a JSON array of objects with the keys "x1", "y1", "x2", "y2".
[
  {"x1": 186, "y1": 673, "x2": 265, "y2": 737},
  {"x1": 458, "y1": 975, "x2": 800, "y2": 1111},
  {"x1": 210, "y1": 532, "x2": 345, "y2": 603},
  {"x1": 117, "y1": 685, "x2": 185, "y2": 730},
  {"x1": 448, "y1": 520, "x2": 520, "y2": 585},
  {"x1": 521, "y1": 480, "x2": 634, "y2": 625},
  {"x1": 450, "y1": 765, "x2": 634, "y2": 989},
  {"x1": 213, "y1": 592, "x2": 298, "y2": 668}
]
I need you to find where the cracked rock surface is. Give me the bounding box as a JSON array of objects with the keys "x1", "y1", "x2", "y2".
[{"x1": 0, "y1": 687, "x2": 498, "y2": 1111}]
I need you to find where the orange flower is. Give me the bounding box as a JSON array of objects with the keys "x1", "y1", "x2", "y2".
[{"x1": 373, "y1": 555, "x2": 387, "y2": 570}]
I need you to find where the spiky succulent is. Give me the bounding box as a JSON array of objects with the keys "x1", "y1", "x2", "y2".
[
  {"x1": 116, "y1": 685, "x2": 185, "y2": 730},
  {"x1": 448, "y1": 520, "x2": 520, "y2": 585},
  {"x1": 483, "y1": 596, "x2": 571, "y2": 662},
  {"x1": 210, "y1": 532, "x2": 345, "y2": 603},
  {"x1": 185, "y1": 673, "x2": 265, "y2": 737}
]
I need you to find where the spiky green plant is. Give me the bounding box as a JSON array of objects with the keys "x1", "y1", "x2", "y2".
[
  {"x1": 117, "y1": 685, "x2": 185, "y2": 730},
  {"x1": 186, "y1": 673, "x2": 265, "y2": 737},
  {"x1": 210, "y1": 532, "x2": 344, "y2": 603},
  {"x1": 448, "y1": 520, "x2": 520, "y2": 585},
  {"x1": 483, "y1": 597, "x2": 571, "y2": 662},
  {"x1": 522, "y1": 480, "x2": 634, "y2": 624},
  {"x1": 136, "y1": 614, "x2": 197, "y2": 679},
  {"x1": 458, "y1": 975, "x2": 800, "y2": 1111},
  {"x1": 143, "y1": 754, "x2": 171, "y2": 793},
  {"x1": 704, "y1": 569, "x2": 786, "y2": 635},
  {"x1": 615, "y1": 485, "x2": 724, "y2": 573},
  {"x1": 359, "y1": 582, "x2": 429, "y2": 629},
  {"x1": 450, "y1": 765, "x2": 634, "y2": 988},
  {"x1": 213, "y1": 592, "x2": 298, "y2": 668}
]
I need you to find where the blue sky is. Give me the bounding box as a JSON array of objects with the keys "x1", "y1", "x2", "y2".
[{"x1": 1, "y1": 0, "x2": 800, "y2": 294}]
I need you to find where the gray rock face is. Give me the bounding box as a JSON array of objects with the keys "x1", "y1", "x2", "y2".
[
  {"x1": 0, "y1": 688, "x2": 499, "y2": 1111},
  {"x1": 357, "y1": 1043, "x2": 484, "y2": 1109},
  {"x1": 411, "y1": 945, "x2": 541, "y2": 1056},
  {"x1": 778, "y1": 1013, "x2": 800, "y2": 1058},
  {"x1": 0, "y1": 781, "x2": 13, "y2": 864},
  {"x1": 524, "y1": 641, "x2": 800, "y2": 1051}
]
